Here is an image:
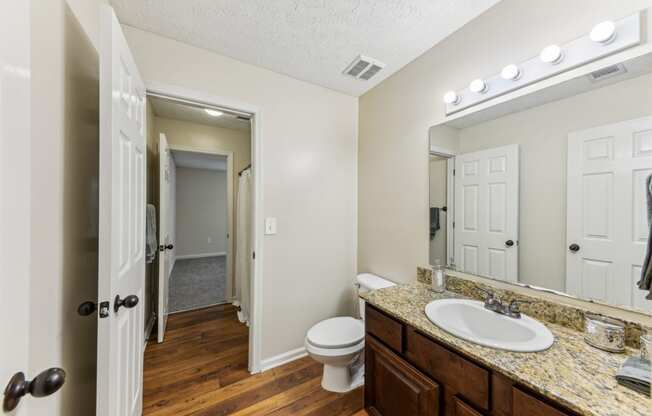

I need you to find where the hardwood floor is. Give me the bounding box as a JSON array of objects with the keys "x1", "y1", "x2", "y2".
[{"x1": 144, "y1": 304, "x2": 365, "y2": 415}]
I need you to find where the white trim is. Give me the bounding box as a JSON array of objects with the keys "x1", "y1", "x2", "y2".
[
  {"x1": 176, "y1": 252, "x2": 226, "y2": 260},
  {"x1": 146, "y1": 81, "x2": 264, "y2": 375},
  {"x1": 143, "y1": 315, "x2": 156, "y2": 351},
  {"x1": 260, "y1": 347, "x2": 308, "y2": 372},
  {"x1": 429, "y1": 144, "x2": 456, "y2": 157},
  {"x1": 169, "y1": 301, "x2": 229, "y2": 315}
]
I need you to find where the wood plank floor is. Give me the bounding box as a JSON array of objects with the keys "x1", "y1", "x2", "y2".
[{"x1": 144, "y1": 304, "x2": 366, "y2": 416}]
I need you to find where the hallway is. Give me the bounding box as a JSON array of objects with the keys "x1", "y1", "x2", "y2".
[{"x1": 143, "y1": 304, "x2": 365, "y2": 416}]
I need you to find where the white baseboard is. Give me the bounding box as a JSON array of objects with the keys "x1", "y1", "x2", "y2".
[
  {"x1": 176, "y1": 252, "x2": 226, "y2": 260},
  {"x1": 260, "y1": 346, "x2": 307, "y2": 372}
]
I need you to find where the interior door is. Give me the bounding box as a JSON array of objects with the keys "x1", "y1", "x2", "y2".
[
  {"x1": 567, "y1": 116, "x2": 652, "y2": 311},
  {"x1": 454, "y1": 144, "x2": 519, "y2": 282},
  {"x1": 157, "y1": 133, "x2": 175, "y2": 342},
  {"x1": 98, "y1": 6, "x2": 146, "y2": 416},
  {"x1": 0, "y1": 1, "x2": 31, "y2": 414}
]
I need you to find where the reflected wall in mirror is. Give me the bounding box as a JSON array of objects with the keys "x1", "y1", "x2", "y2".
[{"x1": 430, "y1": 60, "x2": 652, "y2": 314}]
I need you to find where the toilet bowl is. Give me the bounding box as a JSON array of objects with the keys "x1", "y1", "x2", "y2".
[{"x1": 305, "y1": 273, "x2": 395, "y2": 393}]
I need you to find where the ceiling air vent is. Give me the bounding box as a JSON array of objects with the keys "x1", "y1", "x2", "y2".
[
  {"x1": 587, "y1": 63, "x2": 627, "y2": 83},
  {"x1": 343, "y1": 55, "x2": 385, "y2": 81}
]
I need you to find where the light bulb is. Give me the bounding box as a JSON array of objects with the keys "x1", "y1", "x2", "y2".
[
  {"x1": 590, "y1": 21, "x2": 616, "y2": 44},
  {"x1": 469, "y1": 79, "x2": 488, "y2": 94},
  {"x1": 443, "y1": 91, "x2": 460, "y2": 105},
  {"x1": 540, "y1": 45, "x2": 563, "y2": 64},
  {"x1": 501, "y1": 64, "x2": 521, "y2": 81}
]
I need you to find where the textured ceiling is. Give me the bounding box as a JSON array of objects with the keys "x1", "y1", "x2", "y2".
[
  {"x1": 172, "y1": 150, "x2": 227, "y2": 171},
  {"x1": 113, "y1": 0, "x2": 500, "y2": 96},
  {"x1": 149, "y1": 95, "x2": 251, "y2": 132}
]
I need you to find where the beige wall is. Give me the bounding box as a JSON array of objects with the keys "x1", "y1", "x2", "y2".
[
  {"x1": 30, "y1": 0, "x2": 107, "y2": 414},
  {"x1": 176, "y1": 167, "x2": 228, "y2": 257},
  {"x1": 124, "y1": 27, "x2": 359, "y2": 361},
  {"x1": 358, "y1": 0, "x2": 652, "y2": 284},
  {"x1": 454, "y1": 72, "x2": 652, "y2": 291}
]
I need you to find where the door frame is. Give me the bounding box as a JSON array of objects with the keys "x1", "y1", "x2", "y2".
[
  {"x1": 429, "y1": 145, "x2": 456, "y2": 268},
  {"x1": 146, "y1": 81, "x2": 264, "y2": 373},
  {"x1": 168, "y1": 144, "x2": 235, "y2": 303}
]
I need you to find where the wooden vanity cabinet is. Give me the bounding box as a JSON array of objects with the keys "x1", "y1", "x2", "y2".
[
  {"x1": 365, "y1": 335, "x2": 440, "y2": 416},
  {"x1": 365, "y1": 305, "x2": 577, "y2": 416}
]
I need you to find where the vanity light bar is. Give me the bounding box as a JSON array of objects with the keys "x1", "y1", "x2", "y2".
[{"x1": 443, "y1": 13, "x2": 641, "y2": 115}]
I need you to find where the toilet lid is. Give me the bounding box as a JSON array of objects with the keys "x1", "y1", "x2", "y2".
[{"x1": 307, "y1": 317, "x2": 364, "y2": 349}]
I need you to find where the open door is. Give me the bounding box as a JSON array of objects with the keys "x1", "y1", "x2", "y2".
[
  {"x1": 97, "y1": 6, "x2": 146, "y2": 416},
  {"x1": 157, "y1": 133, "x2": 175, "y2": 342},
  {"x1": 454, "y1": 144, "x2": 519, "y2": 282},
  {"x1": 0, "y1": 1, "x2": 31, "y2": 414}
]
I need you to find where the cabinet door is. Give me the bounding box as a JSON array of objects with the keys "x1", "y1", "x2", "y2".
[
  {"x1": 513, "y1": 388, "x2": 570, "y2": 416},
  {"x1": 454, "y1": 397, "x2": 483, "y2": 416},
  {"x1": 366, "y1": 335, "x2": 439, "y2": 416}
]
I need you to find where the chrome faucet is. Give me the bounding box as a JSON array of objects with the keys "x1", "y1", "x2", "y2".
[{"x1": 477, "y1": 288, "x2": 530, "y2": 319}]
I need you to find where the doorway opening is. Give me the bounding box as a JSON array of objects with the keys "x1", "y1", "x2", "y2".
[
  {"x1": 429, "y1": 149, "x2": 456, "y2": 269},
  {"x1": 142, "y1": 86, "x2": 261, "y2": 399}
]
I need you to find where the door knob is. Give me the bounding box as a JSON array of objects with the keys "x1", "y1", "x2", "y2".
[
  {"x1": 569, "y1": 243, "x2": 580, "y2": 252},
  {"x1": 505, "y1": 240, "x2": 515, "y2": 247},
  {"x1": 166, "y1": 244, "x2": 174, "y2": 250},
  {"x1": 159, "y1": 244, "x2": 174, "y2": 251},
  {"x1": 3, "y1": 368, "x2": 66, "y2": 411},
  {"x1": 114, "y1": 295, "x2": 139, "y2": 313}
]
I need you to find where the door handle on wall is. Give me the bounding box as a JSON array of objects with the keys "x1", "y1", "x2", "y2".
[{"x1": 3, "y1": 368, "x2": 66, "y2": 411}]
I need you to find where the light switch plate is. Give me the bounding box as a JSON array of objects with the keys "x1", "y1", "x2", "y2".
[{"x1": 265, "y1": 217, "x2": 277, "y2": 235}]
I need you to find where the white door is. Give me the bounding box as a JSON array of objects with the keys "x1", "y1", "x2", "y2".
[
  {"x1": 567, "y1": 116, "x2": 652, "y2": 311},
  {"x1": 0, "y1": 1, "x2": 31, "y2": 414},
  {"x1": 157, "y1": 133, "x2": 176, "y2": 342},
  {"x1": 97, "y1": 6, "x2": 146, "y2": 416},
  {"x1": 454, "y1": 145, "x2": 519, "y2": 282}
]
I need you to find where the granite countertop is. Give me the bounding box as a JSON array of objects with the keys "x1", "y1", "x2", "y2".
[{"x1": 361, "y1": 282, "x2": 651, "y2": 416}]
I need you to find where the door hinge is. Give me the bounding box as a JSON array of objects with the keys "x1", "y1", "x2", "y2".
[
  {"x1": 252, "y1": 251, "x2": 256, "y2": 260},
  {"x1": 452, "y1": 221, "x2": 455, "y2": 228},
  {"x1": 453, "y1": 169, "x2": 456, "y2": 176}
]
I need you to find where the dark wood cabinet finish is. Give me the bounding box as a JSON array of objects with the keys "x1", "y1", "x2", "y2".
[
  {"x1": 364, "y1": 304, "x2": 578, "y2": 416},
  {"x1": 513, "y1": 388, "x2": 570, "y2": 416},
  {"x1": 405, "y1": 327, "x2": 490, "y2": 412},
  {"x1": 365, "y1": 305, "x2": 404, "y2": 352},
  {"x1": 365, "y1": 335, "x2": 440, "y2": 416},
  {"x1": 454, "y1": 397, "x2": 483, "y2": 416}
]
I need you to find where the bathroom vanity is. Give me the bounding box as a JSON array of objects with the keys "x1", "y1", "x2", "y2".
[{"x1": 362, "y1": 283, "x2": 651, "y2": 416}]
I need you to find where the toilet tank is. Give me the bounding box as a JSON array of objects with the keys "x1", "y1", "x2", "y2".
[{"x1": 356, "y1": 273, "x2": 395, "y2": 320}]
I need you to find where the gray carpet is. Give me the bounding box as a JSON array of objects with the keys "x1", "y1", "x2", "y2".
[{"x1": 169, "y1": 256, "x2": 226, "y2": 313}]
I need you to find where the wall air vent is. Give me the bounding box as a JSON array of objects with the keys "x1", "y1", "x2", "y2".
[
  {"x1": 587, "y1": 63, "x2": 627, "y2": 83},
  {"x1": 343, "y1": 55, "x2": 385, "y2": 81}
]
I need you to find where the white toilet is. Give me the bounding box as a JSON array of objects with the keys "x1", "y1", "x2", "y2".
[{"x1": 305, "y1": 273, "x2": 395, "y2": 393}]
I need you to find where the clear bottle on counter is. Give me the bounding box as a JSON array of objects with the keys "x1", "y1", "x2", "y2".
[{"x1": 431, "y1": 260, "x2": 446, "y2": 293}]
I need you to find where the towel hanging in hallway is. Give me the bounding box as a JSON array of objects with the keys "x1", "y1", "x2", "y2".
[{"x1": 638, "y1": 173, "x2": 652, "y2": 299}]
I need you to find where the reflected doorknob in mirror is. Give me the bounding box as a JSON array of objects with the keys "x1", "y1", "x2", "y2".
[
  {"x1": 3, "y1": 368, "x2": 66, "y2": 411},
  {"x1": 114, "y1": 294, "x2": 139, "y2": 313},
  {"x1": 569, "y1": 243, "x2": 580, "y2": 252},
  {"x1": 505, "y1": 240, "x2": 515, "y2": 247},
  {"x1": 166, "y1": 244, "x2": 174, "y2": 250}
]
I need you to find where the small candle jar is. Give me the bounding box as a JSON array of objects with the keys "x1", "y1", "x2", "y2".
[{"x1": 641, "y1": 334, "x2": 652, "y2": 361}]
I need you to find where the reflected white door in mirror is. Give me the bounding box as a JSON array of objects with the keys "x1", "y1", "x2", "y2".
[
  {"x1": 454, "y1": 145, "x2": 519, "y2": 283},
  {"x1": 567, "y1": 116, "x2": 652, "y2": 312}
]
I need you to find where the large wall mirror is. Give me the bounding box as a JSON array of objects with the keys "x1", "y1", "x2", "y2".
[{"x1": 430, "y1": 51, "x2": 652, "y2": 314}]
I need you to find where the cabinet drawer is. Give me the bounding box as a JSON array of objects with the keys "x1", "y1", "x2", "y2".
[
  {"x1": 405, "y1": 328, "x2": 490, "y2": 411},
  {"x1": 513, "y1": 388, "x2": 571, "y2": 416},
  {"x1": 365, "y1": 304, "x2": 404, "y2": 352},
  {"x1": 454, "y1": 397, "x2": 483, "y2": 416},
  {"x1": 366, "y1": 335, "x2": 439, "y2": 416}
]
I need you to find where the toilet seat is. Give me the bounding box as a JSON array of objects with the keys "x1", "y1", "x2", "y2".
[{"x1": 306, "y1": 317, "x2": 364, "y2": 349}]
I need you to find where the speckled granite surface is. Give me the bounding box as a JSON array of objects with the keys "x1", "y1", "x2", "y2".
[
  {"x1": 417, "y1": 267, "x2": 648, "y2": 349},
  {"x1": 362, "y1": 282, "x2": 652, "y2": 416}
]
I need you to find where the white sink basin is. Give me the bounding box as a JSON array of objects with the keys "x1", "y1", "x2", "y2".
[{"x1": 425, "y1": 299, "x2": 554, "y2": 352}]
